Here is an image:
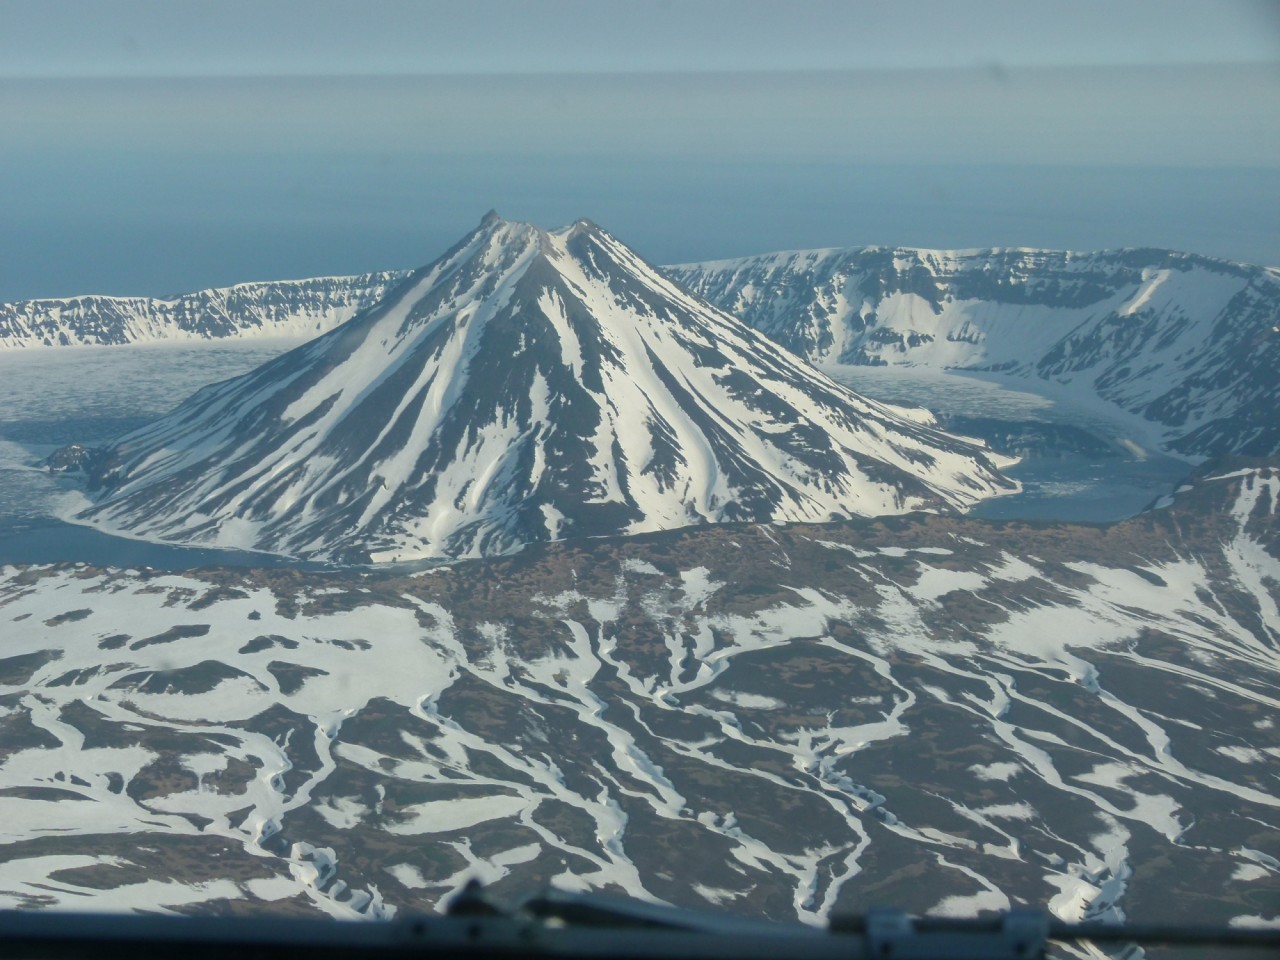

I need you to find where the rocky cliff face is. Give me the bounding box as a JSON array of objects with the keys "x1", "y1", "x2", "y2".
[
  {"x1": 668, "y1": 247, "x2": 1280, "y2": 457},
  {"x1": 0, "y1": 272, "x2": 404, "y2": 348}
]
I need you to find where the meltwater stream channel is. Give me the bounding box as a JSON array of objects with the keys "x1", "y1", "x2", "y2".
[{"x1": 0, "y1": 341, "x2": 1194, "y2": 571}]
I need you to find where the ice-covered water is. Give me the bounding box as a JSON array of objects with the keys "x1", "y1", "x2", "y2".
[
  {"x1": 825, "y1": 365, "x2": 1054, "y2": 420},
  {"x1": 825, "y1": 366, "x2": 1193, "y2": 523},
  {"x1": 0, "y1": 340, "x2": 310, "y2": 567}
]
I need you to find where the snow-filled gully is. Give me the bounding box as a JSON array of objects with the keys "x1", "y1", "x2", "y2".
[{"x1": 0, "y1": 476, "x2": 1275, "y2": 927}]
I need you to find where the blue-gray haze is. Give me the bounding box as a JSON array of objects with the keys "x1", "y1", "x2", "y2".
[{"x1": 1, "y1": 1, "x2": 1277, "y2": 300}]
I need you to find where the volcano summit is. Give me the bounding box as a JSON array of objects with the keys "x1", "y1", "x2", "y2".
[{"x1": 67, "y1": 214, "x2": 1016, "y2": 563}]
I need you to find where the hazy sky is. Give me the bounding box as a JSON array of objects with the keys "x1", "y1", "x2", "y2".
[
  {"x1": 4, "y1": 0, "x2": 1279, "y2": 76},
  {"x1": 2, "y1": 1, "x2": 1278, "y2": 300}
]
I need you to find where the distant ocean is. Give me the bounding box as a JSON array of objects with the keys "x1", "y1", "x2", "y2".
[{"x1": 4, "y1": 152, "x2": 1278, "y2": 303}]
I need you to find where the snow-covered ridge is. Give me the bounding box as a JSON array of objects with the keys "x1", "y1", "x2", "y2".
[
  {"x1": 0, "y1": 272, "x2": 406, "y2": 349},
  {"x1": 667, "y1": 246, "x2": 1280, "y2": 458},
  {"x1": 65, "y1": 213, "x2": 1017, "y2": 563}
]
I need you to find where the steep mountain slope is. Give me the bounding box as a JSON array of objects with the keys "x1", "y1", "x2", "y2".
[
  {"x1": 0, "y1": 272, "x2": 402, "y2": 349},
  {"x1": 67, "y1": 214, "x2": 1015, "y2": 563},
  {"x1": 667, "y1": 247, "x2": 1280, "y2": 457},
  {"x1": 12, "y1": 242, "x2": 1275, "y2": 462},
  {"x1": 0, "y1": 461, "x2": 1275, "y2": 922}
]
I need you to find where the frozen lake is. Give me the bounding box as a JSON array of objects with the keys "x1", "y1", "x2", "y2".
[
  {"x1": 0, "y1": 340, "x2": 314, "y2": 568},
  {"x1": 0, "y1": 344, "x2": 1194, "y2": 569},
  {"x1": 824, "y1": 365, "x2": 1195, "y2": 524}
]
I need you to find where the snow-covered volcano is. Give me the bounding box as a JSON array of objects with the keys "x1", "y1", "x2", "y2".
[{"x1": 71, "y1": 213, "x2": 1016, "y2": 562}]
